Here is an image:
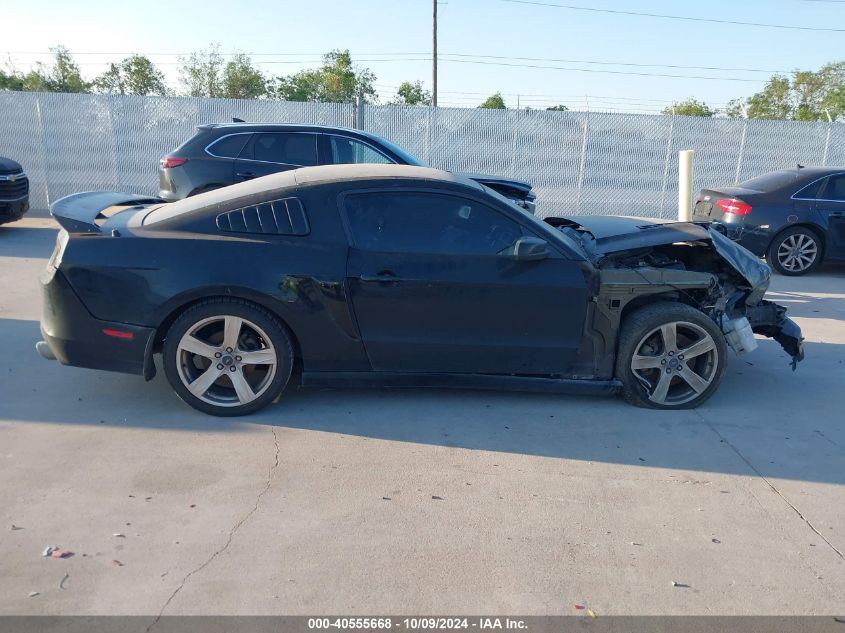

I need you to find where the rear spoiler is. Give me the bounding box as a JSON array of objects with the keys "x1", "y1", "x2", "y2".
[{"x1": 50, "y1": 191, "x2": 163, "y2": 233}]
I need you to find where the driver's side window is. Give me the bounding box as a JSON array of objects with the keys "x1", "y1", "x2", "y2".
[{"x1": 344, "y1": 191, "x2": 524, "y2": 255}]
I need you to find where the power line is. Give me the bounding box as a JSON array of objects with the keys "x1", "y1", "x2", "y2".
[
  {"x1": 440, "y1": 53, "x2": 785, "y2": 74},
  {"x1": 500, "y1": 0, "x2": 845, "y2": 32},
  {"x1": 438, "y1": 58, "x2": 768, "y2": 82}
]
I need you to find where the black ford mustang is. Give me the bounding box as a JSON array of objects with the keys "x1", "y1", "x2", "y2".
[{"x1": 38, "y1": 165, "x2": 803, "y2": 416}]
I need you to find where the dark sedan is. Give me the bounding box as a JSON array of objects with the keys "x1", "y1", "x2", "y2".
[
  {"x1": 158, "y1": 122, "x2": 536, "y2": 213},
  {"x1": 0, "y1": 156, "x2": 29, "y2": 225},
  {"x1": 38, "y1": 165, "x2": 802, "y2": 416},
  {"x1": 693, "y1": 166, "x2": 845, "y2": 275}
]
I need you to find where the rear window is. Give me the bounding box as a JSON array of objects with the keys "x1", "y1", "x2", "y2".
[
  {"x1": 793, "y1": 178, "x2": 825, "y2": 200},
  {"x1": 738, "y1": 171, "x2": 803, "y2": 192},
  {"x1": 249, "y1": 133, "x2": 318, "y2": 166},
  {"x1": 206, "y1": 133, "x2": 251, "y2": 158}
]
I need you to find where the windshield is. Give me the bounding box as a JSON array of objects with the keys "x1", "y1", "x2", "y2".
[{"x1": 479, "y1": 184, "x2": 587, "y2": 259}]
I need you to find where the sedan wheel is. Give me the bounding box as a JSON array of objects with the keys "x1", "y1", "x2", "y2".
[
  {"x1": 163, "y1": 299, "x2": 293, "y2": 416},
  {"x1": 768, "y1": 227, "x2": 822, "y2": 276},
  {"x1": 176, "y1": 315, "x2": 277, "y2": 407},
  {"x1": 616, "y1": 302, "x2": 728, "y2": 409},
  {"x1": 631, "y1": 321, "x2": 718, "y2": 406}
]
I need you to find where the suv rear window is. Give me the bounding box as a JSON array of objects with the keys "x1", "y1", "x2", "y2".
[
  {"x1": 249, "y1": 133, "x2": 318, "y2": 166},
  {"x1": 206, "y1": 133, "x2": 251, "y2": 158}
]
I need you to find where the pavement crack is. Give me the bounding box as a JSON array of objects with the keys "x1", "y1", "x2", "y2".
[
  {"x1": 698, "y1": 413, "x2": 844, "y2": 562},
  {"x1": 146, "y1": 427, "x2": 281, "y2": 631}
]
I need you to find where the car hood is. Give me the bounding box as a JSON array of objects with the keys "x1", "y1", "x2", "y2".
[
  {"x1": 553, "y1": 215, "x2": 711, "y2": 254},
  {"x1": 0, "y1": 156, "x2": 23, "y2": 174},
  {"x1": 456, "y1": 172, "x2": 533, "y2": 195},
  {"x1": 549, "y1": 214, "x2": 770, "y2": 293}
]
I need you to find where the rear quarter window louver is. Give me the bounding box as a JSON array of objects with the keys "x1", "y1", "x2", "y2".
[{"x1": 216, "y1": 197, "x2": 309, "y2": 236}]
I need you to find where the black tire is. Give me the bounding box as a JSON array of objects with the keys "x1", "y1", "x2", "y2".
[
  {"x1": 766, "y1": 226, "x2": 823, "y2": 276},
  {"x1": 615, "y1": 302, "x2": 728, "y2": 410},
  {"x1": 163, "y1": 298, "x2": 294, "y2": 416}
]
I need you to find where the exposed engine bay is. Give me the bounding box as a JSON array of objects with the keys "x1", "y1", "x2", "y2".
[{"x1": 545, "y1": 215, "x2": 805, "y2": 378}]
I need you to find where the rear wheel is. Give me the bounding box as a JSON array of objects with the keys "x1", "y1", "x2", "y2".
[
  {"x1": 615, "y1": 302, "x2": 727, "y2": 410},
  {"x1": 163, "y1": 299, "x2": 293, "y2": 416},
  {"x1": 767, "y1": 226, "x2": 822, "y2": 276}
]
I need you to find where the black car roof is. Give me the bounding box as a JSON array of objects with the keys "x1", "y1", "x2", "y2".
[
  {"x1": 776, "y1": 166, "x2": 845, "y2": 178},
  {"x1": 143, "y1": 165, "x2": 485, "y2": 225},
  {"x1": 198, "y1": 122, "x2": 383, "y2": 141}
]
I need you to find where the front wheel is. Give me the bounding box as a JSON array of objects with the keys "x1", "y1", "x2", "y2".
[
  {"x1": 615, "y1": 302, "x2": 728, "y2": 409},
  {"x1": 163, "y1": 299, "x2": 294, "y2": 416}
]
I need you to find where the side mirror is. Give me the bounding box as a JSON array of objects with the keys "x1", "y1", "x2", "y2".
[{"x1": 510, "y1": 236, "x2": 550, "y2": 261}]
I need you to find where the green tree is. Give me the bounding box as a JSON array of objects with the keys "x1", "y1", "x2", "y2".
[
  {"x1": 392, "y1": 80, "x2": 431, "y2": 106},
  {"x1": 661, "y1": 98, "x2": 715, "y2": 117},
  {"x1": 19, "y1": 46, "x2": 90, "y2": 93},
  {"x1": 729, "y1": 62, "x2": 845, "y2": 121},
  {"x1": 178, "y1": 44, "x2": 226, "y2": 97},
  {"x1": 222, "y1": 53, "x2": 267, "y2": 99},
  {"x1": 95, "y1": 54, "x2": 168, "y2": 96},
  {"x1": 479, "y1": 92, "x2": 506, "y2": 109},
  {"x1": 0, "y1": 62, "x2": 25, "y2": 91},
  {"x1": 273, "y1": 50, "x2": 377, "y2": 103},
  {"x1": 546, "y1": 104, "x2": 569, "y2": 111}
]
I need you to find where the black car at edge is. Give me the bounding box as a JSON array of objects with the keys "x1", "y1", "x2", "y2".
[
  {"x1": 158, "y1": 122, "x2": 537, "y2": 213},
  {"x1": 38, "y1": 165, "x2": 803, "y2": 416},
  {"x1": 0, "y1": 156, "x2": 30, "y2": 225},
  {"x1": 693, "y1": 166, "x2": 845, "y2": 275}
]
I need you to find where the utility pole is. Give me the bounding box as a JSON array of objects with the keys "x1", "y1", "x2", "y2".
[{"x1": 432, "y1": 0, "x2": 438, "y2": 107}]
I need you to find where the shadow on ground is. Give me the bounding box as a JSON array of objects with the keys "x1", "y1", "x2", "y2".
[
  {"x1": 2, "y1": 316, "x2": 842, "y2": 485},
  {"x1": 0, "y1": 224, "x2": 58, "y2": 259}
]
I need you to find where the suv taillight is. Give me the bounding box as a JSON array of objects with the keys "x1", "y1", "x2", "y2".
[
  {"x1": 715, "y1": 198, "x2": 752, "y2": 216},
  {"x1": 160, "y1": 156, "x2": 187, "y2": 169}
]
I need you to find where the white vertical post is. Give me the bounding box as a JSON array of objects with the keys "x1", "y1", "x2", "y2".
[
  {"x1": 822, "y1": 109, "x2": 833, "y2": 166},
  {"x1": 678, "y1": 149, "x2": 694, "y2": 221},
  {"x1": 734, "y1": 104, "x2": 748, "y2": 185}
]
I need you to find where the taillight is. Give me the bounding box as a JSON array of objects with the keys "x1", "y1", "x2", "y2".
[
  {"x1": 160, "y1": 156, "x2": 187, "y2": 169},
  {"x1": 715, "y1": 198, "x2": 752, "y2": 216},
  {"x1": 102, "y1": 328, "x2": 135, "y2": 340}
]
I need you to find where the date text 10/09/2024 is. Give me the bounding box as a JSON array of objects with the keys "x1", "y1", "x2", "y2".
[{"x1": 307, "y1": 618, "x2": 528, "y2": 630}]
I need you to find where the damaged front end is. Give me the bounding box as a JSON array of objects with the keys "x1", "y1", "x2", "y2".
[{"x1": 547, "y1": 216, "x2": 804, "y2": 376}]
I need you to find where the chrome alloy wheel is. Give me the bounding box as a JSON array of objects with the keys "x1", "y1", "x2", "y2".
[
  {"x1": 776, "y1": 233, "x2": 818, "y2": 273},
  {"x1": 175, "y1": 315, "x2": 277, "y2": 407},
  {"x1": 630, "y1": 321, "x2": 719, "y2": 406}
]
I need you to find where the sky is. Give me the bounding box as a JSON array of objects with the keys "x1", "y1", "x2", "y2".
[{"x1": 2, "y1": 0, "x2": 844, "y2": 113}]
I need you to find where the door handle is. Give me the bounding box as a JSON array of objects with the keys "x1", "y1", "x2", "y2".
[
  {"x1": 359, "y1": 270, "x2": 403, "y2": 283},
  {"x1": 236, "y1": 171, "x2": 256, "y2": 179},
  {"x1": 828, "y1": 211, "x2": 843, "y2": 218}
]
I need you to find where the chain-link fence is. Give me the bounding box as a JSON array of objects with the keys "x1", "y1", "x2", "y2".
[
  {"x1": 2, "y1": 90, "x2": 844, "y2": 217},
  {"x1": 0, "y1": 92, "x2": 352, "y2": 210}
]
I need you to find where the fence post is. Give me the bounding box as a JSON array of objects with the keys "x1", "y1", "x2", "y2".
[
  {"x1": 822, "y1": 109, "x2": 833, "y2": 166},
  {"x1": 734, "y1": 105, "x2": 748, "y2": 184},
  {"x1": 678, "y1": 150, "x2": 694, "y2": 221},
  {"x1": 35, "y1": 94, "x2": 50, "y2": 208},
  {"x1": 575, "y1": 98, "x2": 590, "y2": 213},
  {"x1": 353, "y1": 93, "x2": 365, "y2": 130},
  {"x1": 659, "y1": 106, "x2": 675, "y2": 216}
]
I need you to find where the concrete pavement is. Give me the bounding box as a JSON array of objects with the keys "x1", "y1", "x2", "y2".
[{"x1": 1, "y1": 215, "x2": 843, "y2": 616}]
